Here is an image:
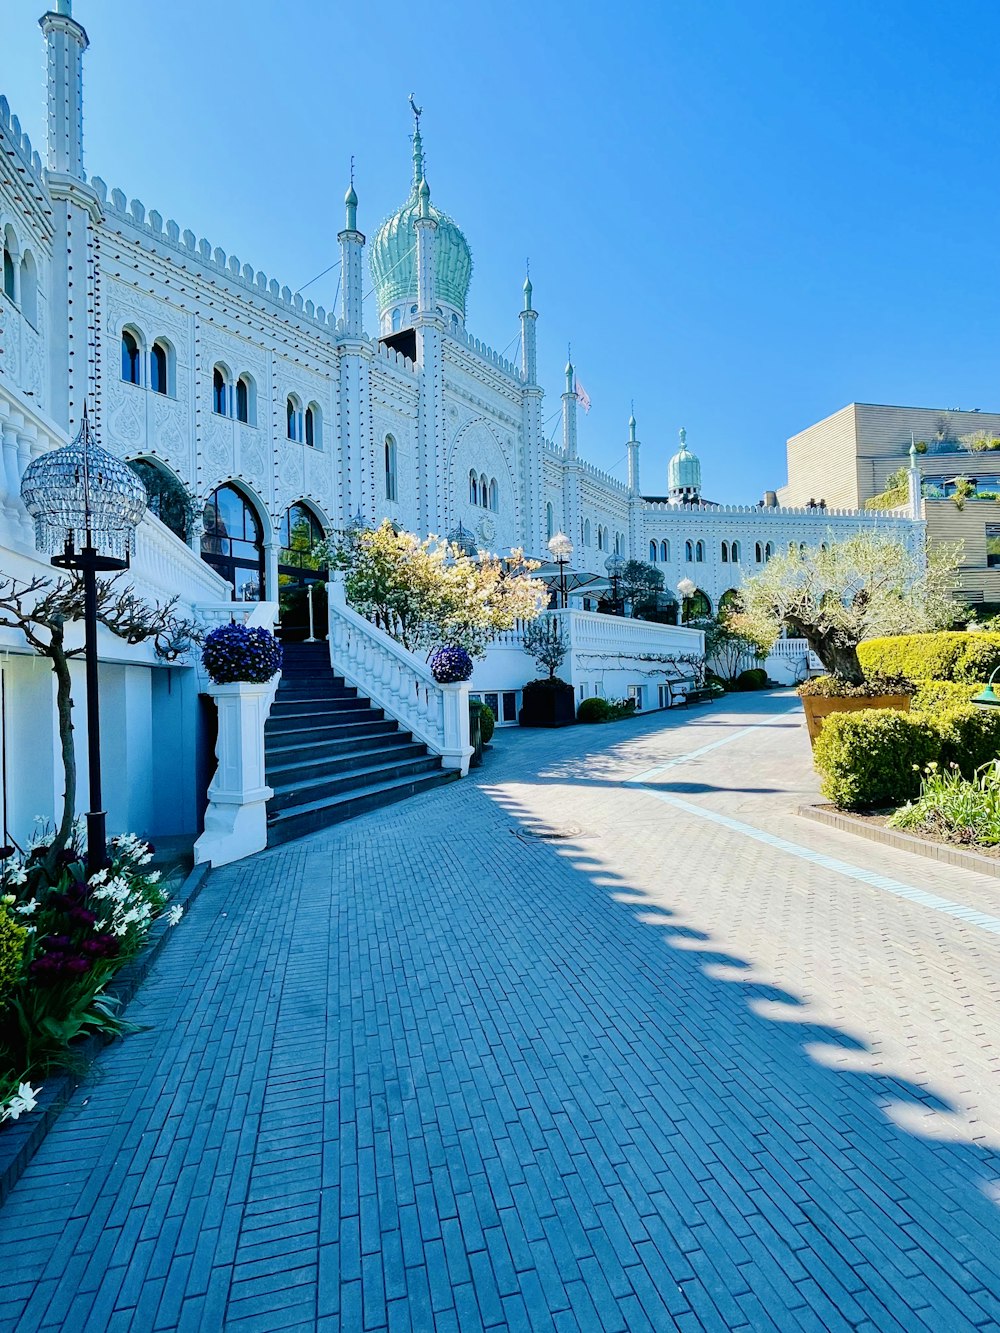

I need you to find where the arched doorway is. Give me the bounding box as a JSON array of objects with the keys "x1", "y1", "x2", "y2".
[
  {"x1": 201, "y1": 484, "x2": 266, "y2": 600},
  {"x1": 278, "y1": 501, "x2": 328, "y2": 641}
]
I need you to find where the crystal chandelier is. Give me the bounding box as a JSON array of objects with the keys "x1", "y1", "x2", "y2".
[{"x1": 21, "y1": 407, "x2": 147, "y2": 563}]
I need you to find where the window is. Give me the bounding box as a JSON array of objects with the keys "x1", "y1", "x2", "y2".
[
  {"x1": 121, "y1": 329, "x2": 142, "y2": 385},
  {"x1": 597, "y1": 526, "x2": 604, "y2": 552},
  {"x1": 628, "y1": 685, "x2": 644, "y2": 711},
  {"x1": 658, "y1": 683, "x2": 673, "y2": 710},
  {"x1": 719, "y1": 589, "x2": 742, "y2": 616},
  {"x1": 286, "y1": 395, "x2": 303, "y2": 442},
  {"x1": 695, "y1": 540, "x2": 705, "y2": 562},
  {"x1": 584, "y1": 519, "x2": 591, "y2": 547},
  {"x1": 128, "y1": 457, "x2": 191, "y2": 542},
  {"x1": 660, "y1": 540, "x2": 669, "y2": 562},
  {"x1": 279, "y1": 501, "x2": 327, "y2": 571},
  {"x1": 683, "y1": 589, "x2": 712, "y2": 622},
  {"x1": 684, "y1": 539, "x2": 693, "y2": 562},
  {"x1": 236, "y1": 374, "x2": 256, "y2": 425},
  {"x1": 391, "y1": 308, "x2": 402, "y2": 332},
  {"x1": 480, "y1": 474, "x2": 489, "y2": 508},
  {"x1": 213, "y1": 365, "x2": 231, "y2": 416},
  {"x1": 470, "y1": 470, "x2": 478, "y2": 505},
  {"x1": 987, "y1": 525, "x2": 1000, "y2": 567},
  {"x1": 201, "y1": 483, "x2": 266, "y2": 601},
  {"x1": 755, "y1": 541, "x2": 763, "y2": 564},
  {"x1": 19, "y1": 251, "x2": 37, "y2": 326},
  {"x1": 765, "y1": 542, "x2": 773, "y2": 561},
  {"x1": 615, "y1": 532, "x2": 622, "y2": 556},
  {"x1": 489, "y1": 478, "x2": 498, "y2": 512},
  {"x1": 2, "y1": 226, "x2": 16, "y2": 302},
  {"x1": 150, "y1": 339, "x2": 170, "y2": 395},
  {"x1": 305, "y1": 404, "x2": 321, "y2": 448},
  {"x1": 721, "y1": 541, "x2": 729, "y2": 563},
  {"x1": 385, "y1": 435, "x2": 398, "y2": 501},
  {"x1": 731, "y1": 540, "x2": 740, "y2": 563},
  {"x1": 649, "y1": 540, "x2": 657, "y2": 562},
  {"x1": 546, "y1": 502, "x2": 554, "y2": 540}
]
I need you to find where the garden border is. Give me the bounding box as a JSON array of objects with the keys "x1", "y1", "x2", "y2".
[
  {"x1": 0, "y1": 860, "x2": 212, "y2": 1206},
  {"x1": 798, "y1": 803, "x2": 1000, "y2": 879}
]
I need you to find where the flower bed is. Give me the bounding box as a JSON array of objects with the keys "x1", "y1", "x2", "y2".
[{"x1": 0, "y1": 828, "x2": 182, "y2": 1128}]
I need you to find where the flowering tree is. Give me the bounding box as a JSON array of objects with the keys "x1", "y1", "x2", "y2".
[
  {"x1": 522, "y1": 614, "x2": 570, "y2": 679},
  {"x1": 328, "y1": 520, "x2": 545, "y2": 657},
  {"x1": 735, "y1": 533, "x2": 960, "y2": 686},
  {"x1": 0, "y1": 574, "x2": 199, "y2": 876}
]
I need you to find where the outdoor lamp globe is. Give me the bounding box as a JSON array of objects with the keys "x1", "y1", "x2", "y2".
[
  {"x1": 548, "y1": 531, "x2": 573, "y2": 562},
  {"x1": 605, "y1": 553, "x2": 625, "y2": 578},
  {"x1": 677, "y1": 577, "x2": 697, "y2": 599}
]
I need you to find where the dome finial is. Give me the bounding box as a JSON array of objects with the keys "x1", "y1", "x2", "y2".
[
  {"x1": 344, "y1": 155, "x2": 358, "y2": 229},
  {"x1": 628, "y1": 404, "x2": 637, "y2": 440},
  {"x1": 418, "y1": 176, "x2": 431, "y2": 218},
  {"x1": 679, "y1": 426, "x2": 687, "y2": 448},
  {"x1": 409, "y1": 93, "x2": 424, "y2": 188},
  {"x1": 523, "y1": 258, "x2": 532, "y2": 311}
]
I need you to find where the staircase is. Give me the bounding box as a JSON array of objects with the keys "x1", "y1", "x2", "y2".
[{"x1": 265, "y1": 642, "x2": 459, "y2": 846}]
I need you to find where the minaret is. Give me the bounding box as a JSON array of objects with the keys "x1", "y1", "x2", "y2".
[
  {"x1": 40, "y1": 0, "x2": 102, "y2": 435},
  {"x1": 626, "y1": 410, "x2": 641, "y2": 560},
  {"x1": 561, "y1": 353, "x2": 578, "y2": 459},
  {"x1": 561, "y1": 349, "x2": 581, "y2": 560},
  {"x1": 519, "y1": 269, "x2": 544, "y2": 554},
  {"x1": 338, "y1": 169, "x2": 364, "y2": 338},
  {"x1": 409, "y1": 102, "x2": 445, "y2": 535},
  {"x1": 907, "y1": 439, "x2": 923, "y2": 520},
  {"x1": 337, "y1": 168, "x2": 372, "y2": 522}
]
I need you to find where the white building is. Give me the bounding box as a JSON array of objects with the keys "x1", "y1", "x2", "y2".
[{"x1": 0, "y1": 2, "x2": 922, "y2": 847}]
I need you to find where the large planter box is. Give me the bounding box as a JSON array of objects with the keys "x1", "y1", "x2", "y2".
[
  {"x1": 801, "y1": 692, "x2": 911, "y2": 745},
  {"x1": 519, "y1": 683, "x2": 576, "y2": 728}
]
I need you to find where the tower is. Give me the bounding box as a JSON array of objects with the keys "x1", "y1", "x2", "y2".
[
  {"x1": 338, "y1": 172, "x2": 364, "y2": 338},
  {"x1": 668, "y1": 427, "x2": 702, "y2": 505},
  {"x1": 519, "y1": 271, "x2": 544, "y2": 554},
  {"x1": 562, "y1": 352, "x2": 581, "y2": 558},
  {"x1": 626, "y1": 411, "x2": 641, "y2": 560},
  {"x1": 337, "y1": 172, "x2": 373, "y2": 522}
]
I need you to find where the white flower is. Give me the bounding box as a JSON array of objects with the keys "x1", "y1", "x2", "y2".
[
  {"x1": 1, "y1": 1082, "x2": 40, "y2": 1123},
  {"x1": 15, "y1": 899, "x2": 39, "y2": 916},
  {"x1": 147, "y1": 870, "x2": 161, "y2": 884},
  {"x1": 8, "y1": 866, "x2": 27, "y2": 887},
  {"x1": 89, "y1": 868, "x2": 108, "y2": 886},
  {"x1": 165, "y1": 905, "x2": 184, "y2": 927}
]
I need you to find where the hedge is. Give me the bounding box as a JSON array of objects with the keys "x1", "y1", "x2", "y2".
[
  {"x1": 813, "y1": 703, "x2": 1000, "y2": 809},
  {"x1": 858, "y1": 632, "x2": 1000, "y2": 684},
  {"x1": 578, "y1": 697, "x2": 613, "y2": 723},
  {"x1": 910, "y1": 680, "x2": 980, "y2": 713}
]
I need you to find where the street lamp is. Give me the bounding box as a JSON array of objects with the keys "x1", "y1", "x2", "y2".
[
  {"x1": 548, "y1": 531, "x2": 573, "y2": 608},
  {"x1": 604, "y1": 552, "x2": 625, "y2": 615},
  {"x1": 973, "y1": 666, "x2": 1000, "y2": 708},
  {"x1": 21, "y1": 406, "x2": 147, "y2": 874},
  {"x1": 677, "y1": 576, "x2": 698, "y2": 624},
  {"x1": 448, "y1": 522, "x2": 479, "y2": 559}
]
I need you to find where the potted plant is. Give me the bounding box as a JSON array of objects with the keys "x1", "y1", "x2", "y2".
[
  {"x1": 520, "y1": 615, "x2": 575, "y2": 727},
  {"x1": 736, "y1": 532, "x2": 958, "y2": 745}
]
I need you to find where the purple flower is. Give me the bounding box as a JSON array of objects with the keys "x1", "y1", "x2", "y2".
[
  {"x1": 81, "y1": 935, "x2": 119, "y2": 958},
  {"x1": 61, "y1": 957, "x2": 92, "y2": 976},
  {"x1": 429, "y1": 646, "x2": 474, "y2": 684},
  {"x1": 68, "y1": 907, "x2": 97, "y2": 926},
  {"x1": 202, "y1": 624, "x2": 283, "y2": 685},
  {"x1": 40, "y1": 934, "x2": 72, "y2": 952}
]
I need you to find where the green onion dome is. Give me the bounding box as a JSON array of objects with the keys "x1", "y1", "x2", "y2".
[
  {"x1": 668, "y1": 427, "x2": 701, "y2": 499},
  {"x1": 370, "y1": 122, "x2": 472, "y2": 330}
]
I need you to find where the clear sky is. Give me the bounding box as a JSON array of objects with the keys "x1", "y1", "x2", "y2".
[{"x1": 5, "y1": 0, "x2": 1000, "y2": 502}]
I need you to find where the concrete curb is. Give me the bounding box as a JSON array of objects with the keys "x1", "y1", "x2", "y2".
[
  {"x1": 798, "y1": 803, "x2": 1000, "y2": 879},
  {"x1": 0, "y1": 860, "x2": 212, "y2": 1207}
]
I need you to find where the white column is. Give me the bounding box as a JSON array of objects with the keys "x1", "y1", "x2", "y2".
[{"x1": 194, "y1": 680, "x2": 278, "y2": 867}]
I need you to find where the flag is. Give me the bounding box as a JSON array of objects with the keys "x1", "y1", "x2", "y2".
[{"x1": 575, "y1": 379, "x2": 591, "y2": 413}]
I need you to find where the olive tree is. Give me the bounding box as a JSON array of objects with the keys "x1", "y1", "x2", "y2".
[
  {"x1": 735, "y1": 532, "x2": 959, "y2": 686},
  {"x1": 522, "y1": 614, "x2": 570, "y2": 680}
]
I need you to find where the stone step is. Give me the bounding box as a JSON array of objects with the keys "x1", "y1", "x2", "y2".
[
  {"x1": 268, "y1": 753, "x2": 442, "y2": 812},
  {"x1": 267, "y1": 705, "x2": 384, "y2": 733},
  {"x1": 266, "y1": 739, "x2": 427, "y2": 786},
  {"x1": 265, "y1": 720, "x2": 402, "y2": 761},
  {"x1": 270, "y1": 694, "x2": 365, "y2": 715},
  {"x1": 265, "y1": 715, "x2": 391, "y2": 745},
  {"x1": 266, "y1": 769, "x2": 459, "y2": 846}
]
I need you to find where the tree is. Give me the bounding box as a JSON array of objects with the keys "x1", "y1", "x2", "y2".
[
  {"x1": 522, "y1": 614, "x2": 570, "y2": 679},
  {"x1": 0, "y1": 574, "x2": 199, "y2": 877},
  {"x1": 701, "y1": 615, "x2": 766, "y2": 683},
  {"x1": 734, "y1": 532, "x2": 960, "y2": 686},
  {"x1": 328, "y1": 520, "x2": 545, "y2": 657},
  {"x1": 618, "y1": 560, "x2": 664, "y2": 617}
]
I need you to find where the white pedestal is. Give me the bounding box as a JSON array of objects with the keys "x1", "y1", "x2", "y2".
[{"x1": 194, "y1": 678, "x2": 278, "y2": 867}]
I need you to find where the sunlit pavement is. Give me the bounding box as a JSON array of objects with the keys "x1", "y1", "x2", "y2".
[{"x1": 2, "y1": 690, "x2": 999, "y2": 1331}]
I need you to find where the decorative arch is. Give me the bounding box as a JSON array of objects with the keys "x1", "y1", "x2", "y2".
[
  {"x1": 2, "y1": 224, "x2": 18, "y2": 303},
  {"x1": 755, "y1": 541, "x2": 763, "y2": 564},
  {"x1": 19, "y1": 250, "x2": 37, "y2": 327},
  {"x1": 385, "y1": 435, "x2": 398, "y2": 501},
  {"x1": 236, "y1": 372, "x2": 257, "y2": 425},
  {"x1": 660, "y1": 539, "x2": 670, "y2": 562},
  {"x1": 583, "y1": 518, "x2": 591, "y2": 547},
  {"x1": 469, "y1": 470, "x2": 478, "y2": 505},
  {"x1": 122, "y1": 325, "x2": 145, "y2": 386},
  {"x1": 730, "y1": 540, "x2": 741, "y2": 563},
  {"x1": 765, "y1": 541, "x2": 774, "y2": 560},
  {"x1": 721, "y1": 541, "x2": 729, "y2": 563},
  {"x1": 127, "y1": 455, "x2": 193, "y2": 543},
  {"x1": 213, "y1": 363, "x2": 232, "y2": 416},
  {"x1": 286, "y1": 393, "x2": 303, "y2": 442},
  {"x1": 305, "y1": 402, "x2": 322, "y2": 449},
  {"x1": 480, "y1": 473, "x2": 489, "y2": 508},
  {"x1": 488, "y1": 478, "x2": 499, "y2": 512},
  {"x1": 447, "y1": 415, "x2": 520, "y2": 540},
  {"x1": 684, "y1": 539, "x2": 693, "y2": 562},
  {"x1": 695, "y1": 540, "x2": 705, "y2": 562},
  {"x1": 200, "y1": 480, "x2": 269, "y2": 601},
  {"x1": 683, "y1": 589, "x2": 712, "y2": 622},
  {"x1": 718, "y1": 588, "x2": 742, "y2": 616},
  {"x1": 150, "y1": 337, "x2": 175, "y2": 396},
  {"x1": 649, "y1": 539, "x2": 657, "y2": 562}
]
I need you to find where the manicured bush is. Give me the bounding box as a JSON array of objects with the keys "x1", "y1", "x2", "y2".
[
  {"x1": 799, "y1": 672, "x2": 913, "y2": 698},
  {"x1": 578, "y1": 697, "x2": 613, "y2": 723},
  {"x1": 202, "y1": 623, "x2": 283, "y2": 684},
  {"x1": 911, "y1": 680, "x2": 981, "y2": 713},
  {"x1": 813, "y1": 710, "x2": 940, "y2": 810},
  {"x1": 473, "y1": 701, "x2": 495, "y2": 744},
  {"x1": 858, "y1": 631, "x2": 1000, "y2": 683},
  {"x1": 0, "y1": 907, "x2": 26, "y2": 1015},
  {"x1": 429, "y1": 645, "x2": 474, "y2": 683},
  {"x1": 954, "y1": 636, "x2": 1000, "y2": 684},
  {"x1": 735, "y1": 667, "x2": 768, "y2": 691},
  {"x1": 934, "y1": 705, "x2": 1000, "y2": 776}
]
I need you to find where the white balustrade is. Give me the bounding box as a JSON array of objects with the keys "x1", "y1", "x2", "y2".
[{"x1": 328, "y1": 577, "x2": 472, "y2": 775}]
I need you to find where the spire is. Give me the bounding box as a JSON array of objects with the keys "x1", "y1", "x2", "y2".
[
  {"x1": 565, "y1": 345, "x2": 574, "y2": 395},
  {"x1": 679, "y1": 426, "x2": 687, "y2": 449},
  {"x1": 523, "y1": 269, "x2": 533, "y2": 312},
  {"x1": 627, "y1": 408, "x2": 640, "y2": 495},
  {"x1": 418, "y1": 176, "x2": 431, "y2": 219},
  {"x1": 628, "y1": 407, "x2": 637, "y2": 442},
  {"x1": 409, "y1": 93, "x2": 424, "y2": 189},
  {"x1": 345, "y1": 157, "x2": 358, "y2": 231}
]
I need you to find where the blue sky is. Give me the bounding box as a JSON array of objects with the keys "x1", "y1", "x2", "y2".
[{"x1": 5, "y1": 0, "x2": 1000, "y2": 501}]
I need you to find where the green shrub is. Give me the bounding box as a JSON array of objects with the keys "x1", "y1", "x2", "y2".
[
  {"x1": 799, "y1": 673, "x2": 913, "y2": 698},
  {"x1": 911, "y1": 680, "x2": 981, "y2": 713},
  {"x1": 934, "y1": 705, "x2": 1000, "y2": 776},
  {"x1": 858, "y1": 631, "x2": 1000, "y2": 683},
  {"x1": 735, "y1": 668, "x2": 769, "y2": 691},
  {"x1": 955, "y1": 636, "x2": 1000, "y2": 684},
  {"x1": 478, "y1": 703, "x2": 495, "y2": 745},
  {"x1": 577, "y1": 697, "x2": 613, "y2": 723},
  {"x1": 813, "y1": 710, "x2": 940, "y2": 810},
  {"x1": 0, "y1": 907, "x2": 26, "y2": 1014},
  {"x1": 889, "y1": 762, "x2": 1000, "y2": 845}
]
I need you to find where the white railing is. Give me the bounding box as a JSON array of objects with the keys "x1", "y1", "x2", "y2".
[
  {"x1": 130, "y1": 512, "x2": 231, "y2": 613},
  {"x1": 328, "y1": 578, "x2": 472, "y2": 775},
  {"x1": 195, "y1": 599, "x2": 279, "y2": 631},
  {"x1": 554, "y1": 608, "x2": 703, "y2": 660}
]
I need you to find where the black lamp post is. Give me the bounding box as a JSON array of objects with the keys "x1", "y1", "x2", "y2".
[
  {"x1": 548, "y1": 531, "x2": 573, "y2": 608},
  {"x1": 20, "y1": 405, "x2": 147, "y2": 875},
  {"x1": 604, "y1": 552, "x2": 625, "y2": 615}
]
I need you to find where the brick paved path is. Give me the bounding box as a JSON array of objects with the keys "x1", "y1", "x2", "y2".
[{"x1": 2, "y1": 692, "x2": 1000, "y2": 1331}]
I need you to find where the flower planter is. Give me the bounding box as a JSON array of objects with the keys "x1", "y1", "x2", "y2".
[
  {"x1": 194, "y1": 678, "x2": 279, "y2": 866},
  {"x1": 801, "y1": 692, "x2": 911, "y2": 745},
  {"x1": 519, "y1": 681, "x2": 576, "y2": 728}
]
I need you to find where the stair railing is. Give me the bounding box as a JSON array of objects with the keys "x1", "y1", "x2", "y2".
[{"x1": 328, "y1": 576, "x2": 473, "y2": 776}]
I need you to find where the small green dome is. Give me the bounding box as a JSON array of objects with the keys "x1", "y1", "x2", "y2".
[
  {"x1": 668, "y1": 427, "x2": 701, "y2": 496},
  {"x1": 370, "y1": 123, "x2": 472, "y2": 320}
]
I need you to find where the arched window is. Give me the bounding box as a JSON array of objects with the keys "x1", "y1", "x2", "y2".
[
  {"x1": 2, "y1": 226, "x2": 16, "y2": 303},
  {"x1": 480, "y1": 473, "x2": 489, "y2": 508},
  {"x1": 127, "y1": 457, "x2": 192, "y2": 543},
  {"x1": 584, "y1": 519, "x2": 591, "y2": 547},
  {"x1": 683, "y1": 589, "x2": 712, "y2": 622},
  {"x1": 660, "y1": 539, "x2": 670, "y2": 562},
  {"x1": 721, "y1": 541, "x2": 729, "y2": 563},
  {"x1": 19, "y1": 251, "x2": 37, "y2": 327},
  {"x1": 765, "y1": 542, "x2": 773, "y2": 561},
  {"x1": 649, "y1": 540, "x2": 658, "y2": 562},
  {"x1": 597, "y1": 526, "x2": 604, "y2": 552},
  {"x1": 695, "y1": 540, "x2": 705, "y2": 562},
  {"x1": 200, "y1": 483, "x2": 266, "y2": 601},
  {"x1": 719, "y1": 589, "x2": 742, "y2": 617},
  {"x1": 730, "y1": 540, "x2": 740, "y2": 563},
  {"x1": 286, "y1": 395, "x2": 303, "y2": 442},
  {"x1": 800, "y1": 542, "x2": 808, "y2": 555},
  {"x1": 236, "y1": 373, "x2": 256, "y2": 425},
  {"x1": 469, "y1": 471, "x2": 478, "y2": 505},
  {"x1": 121, "y1": 328, "x2": 142, "y2": 385},
  {"x1": 546, "y1": 502, "x2": 554, "y2": 540},
  {"x1": 391, "y1": 308, "x2": 402, "y2": 332},
  {"x1": 755, "y1": 541, "x2": 763, "y2": 564},
  {"x1": 305, "y1": 404, "x2": 321, "y2": 448},
  {"x1": 788, "y1": 541, "x2": 797, "y2": 554},
  {"x1": 820, "y1": 542, "x2": 828, "y2": 552},
  {"x1": 385, "y1": 436, "x2": 398, "y2": 501},
  {"x1": 279, "y1": 501, "x2": 327, "y2": 572},
  {"x1": 150, "y1": 339, "x2": 171, "y2": 396},
  {"x1": 488, "y1": 478, "x2": 498, "y2": 512},
  {"x1": 451, "y1": 313, "x2": 460, "y2": 334},
  {"x1": 213, "y1": 365, "x2": 231, "y2": 416},
  {"x1": 615, "y1": 532, "x2": 622, "y2": 556},
  {"x1": 684, "y1": 539, "x2": 693, "y2": 562}
]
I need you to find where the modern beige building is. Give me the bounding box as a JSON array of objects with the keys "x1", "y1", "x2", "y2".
[{"x1": 779, "y1": 403, "x2": 1000, "y2": 606}]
